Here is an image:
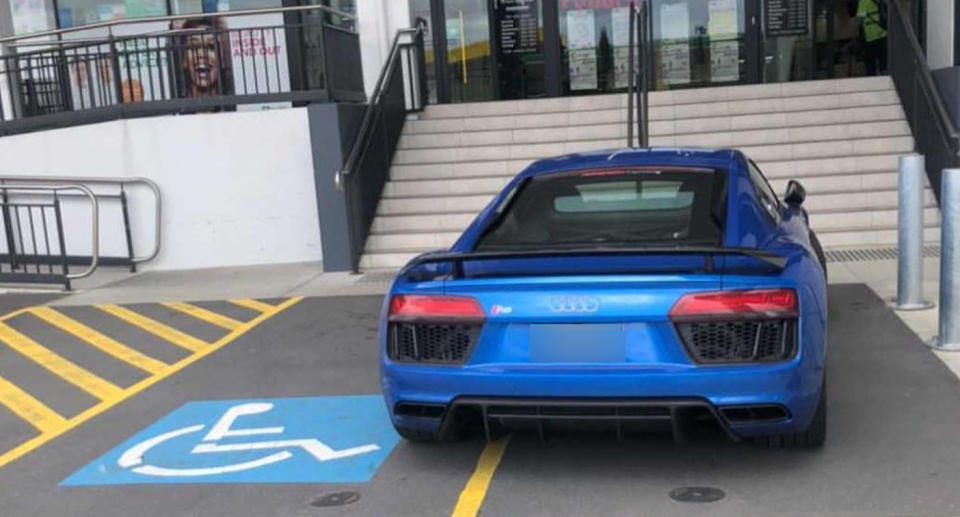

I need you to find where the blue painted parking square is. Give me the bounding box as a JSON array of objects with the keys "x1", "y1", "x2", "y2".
[{"x1": 62, "y1": 395, "x2": 400, "y2": 485}]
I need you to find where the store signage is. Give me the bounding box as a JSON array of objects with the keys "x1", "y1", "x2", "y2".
[
  {"x1": 498, "y1": 0, "x2": 540, "y2": 55},
  {"x1": 764, "y1": 0, "x2": 808, "y2": 37}
]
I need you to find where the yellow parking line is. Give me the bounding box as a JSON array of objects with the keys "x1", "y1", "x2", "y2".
[
  {"x1": 161, "y1": 301, "x2": 244, "y2": 331},
  {"x1": 0, "y1": 322, "x2": 124, "y2": 401},
  {"x1": 0, "y1": 375, "x2": 67, "y2": 434},
  {"x1": 0, "y1": 296, "x2": 303, "y2": 470},
  {"x1": 96, "y1": 304, "x2": 208, "y2": 352},
  {"x1": 29, "y1": 306, "x2": 169, "y2": 376},
  {"x1": 229, "y1": 298, "x2": 277, "y2": 313},
  {"x1": 450, "y1": 435, "x2": 511, "y2": 517}
]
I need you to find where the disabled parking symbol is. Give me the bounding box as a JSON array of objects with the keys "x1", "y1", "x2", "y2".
[{"x1": 62, "y1": 395, "x2": 400, "y2": 485}]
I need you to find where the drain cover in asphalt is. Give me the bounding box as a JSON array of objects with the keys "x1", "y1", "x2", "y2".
[{"x1": 669, "y1": 486, "x2": 725, "y2": 503}]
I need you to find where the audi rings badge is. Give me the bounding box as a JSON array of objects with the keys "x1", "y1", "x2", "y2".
[{"x1": 548, "y1": 295, "x2": 601, "y2": 313}]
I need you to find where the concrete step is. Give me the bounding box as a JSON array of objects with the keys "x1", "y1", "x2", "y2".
[
  {"x1": 383, "y1": 160, "x2": 912, "y2": 200},
  {"x1": 359, "y1": 222, "x2": 942, "y2": 271},
  {"x1": 421, "y1": 76, "x2": 893, "y2": 120},
  {"x1": 364, "y1": 231, "x2": 461, "y2": 253},
  {"x1": 388, "y1": 153, "x2": 906, "y2": 182},
  {"x1": 408, "y1": 93, "x2": 900, "y2": 135},
  {"x1": 810, "y1": 207, "x2": 940, "y2": 231},
  {"x1": 391, "y1": 136, "x2": 914, "y2": 167},
  {"x1": 374, "y1": 173, "x2": 928, "y2": 215},
  {"x1": 399, "y1": 118, "x2": 910, "y2": 151},
  {"x1": 803, "y1": 188, "x2": 936, "y2": 212},
  {"x1": 377, "y1": 194, "x2": 494, "y2": 216},
  {"x1": 818, "y1": 225, "x2": 940, "y2": 247},
  {"x1": 370, "y1": 180, "x2": 931, "y2": 236},
  {"x1": 359, "y1": 251, "x2": 423, "y2": 270}
]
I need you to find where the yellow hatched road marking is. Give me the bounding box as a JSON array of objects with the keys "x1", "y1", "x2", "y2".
[
  {"x1": 96, "y1": 304, "x2": 208, "y2": 352},
  {"x1": 161, "y1": 301, "x2": 244, "y2": 331},
  {"x1": 0, "y1": 375, "x2": 67, "y2": 434},
  {"x1": 0, "y1": 297, "x2": 303, "y2": 470},
  {"x1": 450, "y1": 435, "x2": 511, "y2": 517},
  {"x1": 29, "y1": 306, "x2": 169, "y2": 376},
  {"x1": 0, "y1": 322, "x2": 123, "y2": 401},
  {"x1": 229, "y1": 298, "x2": 277, "y2": 313}
]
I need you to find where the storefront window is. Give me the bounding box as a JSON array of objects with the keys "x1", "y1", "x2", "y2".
[
  {"x1": 57, "y1": 0, "x2": 166, "y2": 28},
  {"x1": 10, "y1": 0, "x2": 56, "y2": 35},
  {"x1": 651, "y1": 0, "x2": 746, "y2": 90},
  {"x1": 559, "y1": 0, "x2": 635, "y2": 95}
]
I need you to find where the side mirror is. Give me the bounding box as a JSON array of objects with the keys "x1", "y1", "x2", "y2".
[{"x1": 784, "y1": 180, "x2": 806, "y2": 206}]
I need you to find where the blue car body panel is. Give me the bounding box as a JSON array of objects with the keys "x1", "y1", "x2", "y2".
[{"x1": 379, "y1": 148, "x2": 828, "y2": 439}]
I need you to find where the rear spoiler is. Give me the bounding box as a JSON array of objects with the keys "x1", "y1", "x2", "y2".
[{"x1": 400, "y1": 247, "x2": 787, "y2": 279}]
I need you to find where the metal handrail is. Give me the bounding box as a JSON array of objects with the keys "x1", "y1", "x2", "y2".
[
  {"x1": 0, "y1": 4, "x2": 354, "y2": 45},
  {"x1": 0, "y1": 175, "x2": 161, "y2": 264},
  {"x1": 0, "y1": 183, "x2": 99, "y2": 279},
  {"x1": 334, "y1": 24, "x2": 423, "y2": 192},
  {"x1": 888, "y1": 0, "x2": 960, "y2": 148}
]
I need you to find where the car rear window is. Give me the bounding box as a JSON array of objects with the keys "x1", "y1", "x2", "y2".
[{"x1": 475, "y1": 168, "x2": 726, "y2": 250}]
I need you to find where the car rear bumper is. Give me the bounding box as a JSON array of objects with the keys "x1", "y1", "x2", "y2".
[{"x1": 381, "y1": 360, "x2": 823, "y2": 439}]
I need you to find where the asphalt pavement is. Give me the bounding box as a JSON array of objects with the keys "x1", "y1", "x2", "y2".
[{"x1": 0, "y1": 284, "x2": 957, "y2": 517}]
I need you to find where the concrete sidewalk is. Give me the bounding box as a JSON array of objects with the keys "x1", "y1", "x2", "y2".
[{"x1": 0, "y1": 262, "x2": 393, "y2": 307}]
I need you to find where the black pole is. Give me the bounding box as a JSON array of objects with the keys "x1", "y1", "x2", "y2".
[{"x1": 627, "y1": 2, "x2": 636, "y2": 148}]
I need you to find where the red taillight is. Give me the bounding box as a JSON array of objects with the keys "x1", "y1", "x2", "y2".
[
  {"x1": 669, "y1": 289, "x2": 798, "y2": 320},
  {"x1": 388, "y1": 295, "x2": 485, "y2": 322}
]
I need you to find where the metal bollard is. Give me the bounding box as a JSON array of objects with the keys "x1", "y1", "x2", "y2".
[
  {"x1": 931, "y1": 168, "x2": 960, "y2": 350},
  {"x1": 895, "y1": 154, "x2": 934, "y2": 310}
]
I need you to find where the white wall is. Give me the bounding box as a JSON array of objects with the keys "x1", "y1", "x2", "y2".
[
  {"x1": 927, "y1": 0, "x2": 955, "y2": 70},
  {"x1": 357, "y1": 0, "x2": 412, "y2": 96},
  {"x1": 0, "y1": 108, "x2": 322, "y2": 271}
]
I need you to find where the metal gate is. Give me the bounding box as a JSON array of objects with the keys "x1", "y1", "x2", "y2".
[{"x1": 0, "y1": 184, "x2": 99, "y2": 290}]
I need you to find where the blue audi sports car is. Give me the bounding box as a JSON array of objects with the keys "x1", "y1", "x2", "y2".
[{"x1": 380, "y1": 148, "x2": 828, "y2": 448}]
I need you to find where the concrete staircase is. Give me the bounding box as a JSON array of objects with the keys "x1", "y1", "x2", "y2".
[{"x1": 360, "y1": 76, "x2": 938, "y2": 270}]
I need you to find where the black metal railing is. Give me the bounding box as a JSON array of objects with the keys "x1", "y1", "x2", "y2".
[
  {"x1": 886, "y1": 0, "x2": 960, "y2": 201},
  {"x1": 626, "y1": 1, "x2": 651, "y2": 148},
  {"x1": 0, "y1": 6, "x2": 364, "y2": 136},
  {"x1": 336, "y1": 22, "x2": 428, "y2": 272}
]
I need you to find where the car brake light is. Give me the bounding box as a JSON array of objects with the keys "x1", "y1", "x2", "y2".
[
  {"x1": 388, "y1": 294, "x2": 485, "y2": 322},
  {"x1": 669, "y1": 289, "x2": 797, "y2": 320}
]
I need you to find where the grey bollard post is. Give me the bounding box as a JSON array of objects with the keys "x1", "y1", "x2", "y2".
[
  {"x1": 895, "y1": 154, "x2": 934, "y2": 310},
  {"x1": 931, "y1": 168, "x2": 960, "y2": 350}
]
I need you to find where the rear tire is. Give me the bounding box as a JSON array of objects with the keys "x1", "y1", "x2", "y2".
[
  {"x1": 809, "y1": 231, "x2": 828, "y2": 283},
  {"x1": 754, "y1": 379, "x2": 827, "y2": 449}
]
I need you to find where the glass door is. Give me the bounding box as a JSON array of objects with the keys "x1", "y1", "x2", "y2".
[
  {"x1": 443, "y1": 0, "x2": 494, "y2": 102},
  {"x1": 493, "y1": 0, "x2": 545, "y2": 99}
]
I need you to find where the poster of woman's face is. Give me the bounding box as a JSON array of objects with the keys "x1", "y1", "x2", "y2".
[{"x1": 171, "y1": 17, "x2": 234, "y2": 98}]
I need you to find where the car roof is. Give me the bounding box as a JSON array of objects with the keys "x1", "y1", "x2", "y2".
[{"x1": 519, "y1": 147, "x2": 743, "y2": 179}]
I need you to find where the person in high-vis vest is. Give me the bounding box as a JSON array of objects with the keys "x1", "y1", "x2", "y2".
[{"x1": 857, "y1": 0, "x2": 887, "y2": 75}]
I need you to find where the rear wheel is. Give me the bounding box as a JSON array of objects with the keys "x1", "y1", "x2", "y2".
[{"x1": 754, "y1": 379, "x2": 827, "y2": 449}]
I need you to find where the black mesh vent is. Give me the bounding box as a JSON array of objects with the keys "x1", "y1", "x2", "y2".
[
  {"x1": 389, "y1": 323, "x2": 481, "y2": 364},
  {"x1": 676, "y1": 320, "x2": 796, "y2": 363}
]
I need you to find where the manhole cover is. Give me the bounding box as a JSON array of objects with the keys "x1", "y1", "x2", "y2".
[
  {"x1": 310, "y1": 491, "x2": 361, "y2": 507},
  {"x1": 669, "y1": 486, "x2": 725, "y2": 503}
]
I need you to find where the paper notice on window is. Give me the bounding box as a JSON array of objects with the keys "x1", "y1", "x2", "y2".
[
  {"x1": 659, "y1": 43, "x2": 690, "y2": 86},
  {"x1": 612, "y1": 7, "x2": 631, "y2": 89},
  {"x1": 659, "y1": 2, "x2": 689, "y2": 41},
  {"x1": 708, "y1": 0, "x2": 738, "y2": 38},
  {"x1": 567, "y1": 9, "x2": 597, "y2": 90},
  {"x1": 710, "y1": 39, "x2": 739, "y2": 82}
]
